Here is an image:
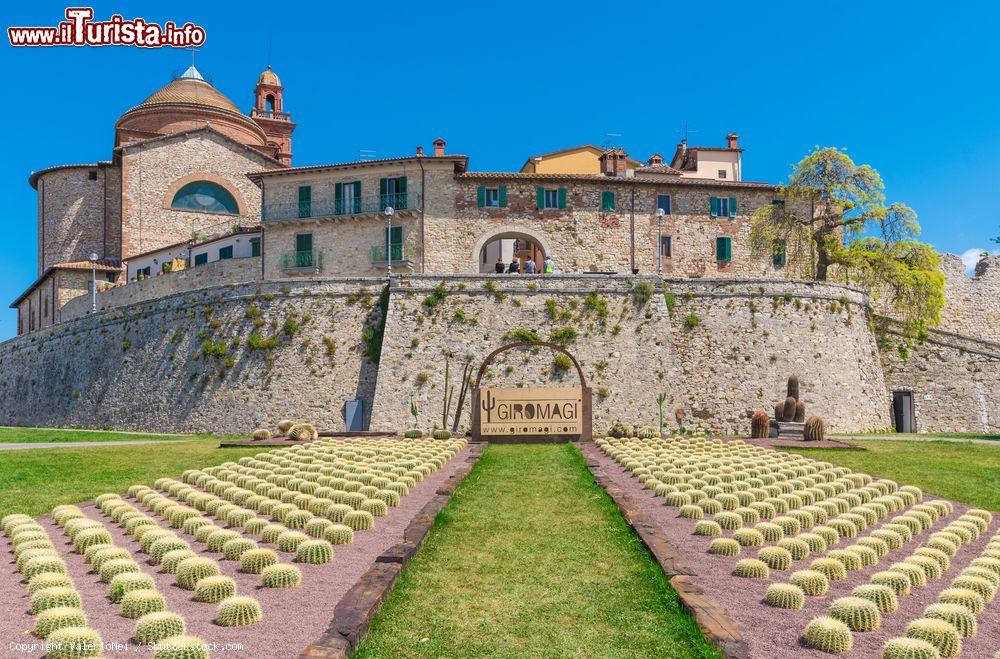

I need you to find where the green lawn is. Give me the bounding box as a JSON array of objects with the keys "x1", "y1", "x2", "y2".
[
  {"x1": 0, "y1": 426, "x2": 213, "y2": 443},
  {"x1": 0, "y1": 440, "x2": 264, "y2": 518},
  {"x1": 830, "y1": 431, "x2": 1000, "y2": 441},
  {"x1": 787, "y1": 440, "x2": 1000, "y2": 510},
  {"x1": 354, "y1": 443, "x2": 720, "y2": 658}
]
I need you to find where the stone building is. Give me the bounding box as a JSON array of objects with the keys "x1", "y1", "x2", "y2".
[{"x1": 12, "y1": 64, "x2": 294, "y2": 333}]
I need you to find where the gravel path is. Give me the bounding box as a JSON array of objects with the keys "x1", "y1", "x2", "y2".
[
  {"x1": 582, "y1": 443, "x2": 1000, "y2": 659},
  {"x1": 0, "y1": 444, "x2": 471, "y2": 658},
  {"x1": 0, "y1": 440, "x2": 196, "y2": 451}
]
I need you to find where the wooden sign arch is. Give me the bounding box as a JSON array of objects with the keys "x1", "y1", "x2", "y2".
[{"x1": 470, "y1": 341, "x2": 592, "y2": 443}]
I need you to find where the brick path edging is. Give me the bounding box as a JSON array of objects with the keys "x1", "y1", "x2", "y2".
[
  {"x1": 298, "y1": 443, "x2": 486, "y2": 658},
  {"x1": 580, "y1": 444, "x2": 750, "y2": 659}
]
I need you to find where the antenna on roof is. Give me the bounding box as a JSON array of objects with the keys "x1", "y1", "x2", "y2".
[
  {"x1": 603, "y1": 132, "x2": 622, "y2": 149},
  {"x1": 681, "y1": 124, "x2": 699, "y2": 141},
  {"x1": 358, "y1": 149, "x2": 376, "y2": 162},
  {"x1": 266, "y1": 32, "x2": 273, "y2": 68}
]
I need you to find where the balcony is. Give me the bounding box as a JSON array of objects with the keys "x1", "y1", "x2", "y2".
[
  {"x1": 263, "y1": 193, "x2": 421, "y2": 223},
  {"x1": 370, "y1": 243, "x2": 414, "y2": 270},
  {"x1": 279, "y1": 250, "x2": 322, "y2": 274}
]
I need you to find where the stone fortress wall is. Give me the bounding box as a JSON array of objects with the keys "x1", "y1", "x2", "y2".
[
  {"x1": 0, "y1": 278, "x2": 385, "y2": 434},
  {"x1": 369, "y1": 276, "x2": 891, "y2": 436},
  {"x1": 0, "y1": 266, "x2": 995, "y2": 436}
]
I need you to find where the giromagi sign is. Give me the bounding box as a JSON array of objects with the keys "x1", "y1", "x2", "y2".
[{"x1": 470, "y1": 341, "x2": 592, "y2": 442}]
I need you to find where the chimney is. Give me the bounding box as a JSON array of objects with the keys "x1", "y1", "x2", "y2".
[
  {"x1": 727, "y1": 133, "x2": 739, "y2": 150},
  {"x1": 599, "y1": 147, "x2": 629, "y2": 176},
  {"x1": 647, "y1": 152, "x2": 664, "y2": 166},
  {"x1": 415, "y1": 145, "x2": 424, "y2": 157},
  {"x1": 433, "y1": 137, "x2": 446, "y2": 157}
]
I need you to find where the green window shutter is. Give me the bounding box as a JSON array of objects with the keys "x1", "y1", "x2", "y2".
[
  {"x1": 379, "y1": 178, "x2": 387, "y2": 196},
  {"x1": 353, "y1": 181, "x2": 362, "y2": 209},
  {"x1": 558, "y1": 188, "x2": 567, "y2": 209},
  {"x1": 536, "y1": 187, "x2": 545, "y2": 209},
  {"x1": 334, "y1": 182, "x2": 344, "y2": 215},
  {"x1": 601, "y1": 191, "x2": 615, "y2": 211},
  {"x1": 709, "y1": 196, "x2": 719, "y2": 217},
  {"x1": 716, "y1": 237, "x2": 732, "y2": 261},
  {"x1": 296, "y1": 233, "x2": 313, "y2": 253},
  {"x1": 298, "y1": 186, "x2": 311, "y2": 203},
  {"x1": 729, "y1": 197, "x2": 737, "y2": 217},
  {"x1": 498, "y1": 186, "x2": 507, "y2": 207},
  {"x1": 477, "y1": 186, "x2": 486, "y2": 208}
]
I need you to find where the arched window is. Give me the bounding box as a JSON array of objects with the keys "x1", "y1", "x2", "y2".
[
  {"x1": 266, "y1": 94, "x2": 275, "y2": 112},
  {"x1": 170, "y1": 181, "x2": 239, "y2": 215}
]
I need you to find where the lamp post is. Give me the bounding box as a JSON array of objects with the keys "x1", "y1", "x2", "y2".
[
  {"x1": 384, "y1": 206, "x2": 394, "y2": 279},
  {"x1": 655, "y1": 208, "x2": 665, "y2": 276},
  {"x1": 88, "y1": 252, "x2": 99, "y2": 313}
]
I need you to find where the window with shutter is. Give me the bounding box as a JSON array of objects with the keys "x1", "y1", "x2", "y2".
[
  {"x1": 716, "y1": 237, "x2": 732, "y2": 262},
  {"x1": 498, "y1": 185, "x2": 507, "y2": 207},
  {"x1": 385, "y1": 226, "x2": 404, "y2": 260},
  {"x1": 729, "y1": 196, "x2": 737, "y2": 217},
  {"x1": 334, "y1": 182, "x2": 344, "y2": 215},
  {"x1": 710, "y1": 196, "x2": 720, "y2": 217},
  {"x1": 657, "y1": 195, "x2": 671, "y2": 214},
  {"x1": 601, "y1": 191, "x2": 615, "y2": 211},
  {"x1": 660, "y1": 235, "x2": 672, "y2": 258},
  {"x1": 557, "y1": 188, "x2": 567, "y2": 209},
  {"x1": 194, "y1": 253, "x2": 208, "y2": 266},
  {"x1": 218, "y1": 245, "x2": 233, "y2": 260},
  {"x1": 297, "y1": 186, "x2": 312, "y2": 218},
  {"x1": 772, "y1": 239, "x2": 787, "y2": 267},
  {"x1": 536, "y1": 187, "x2": 545, "y2": 209},
  {"x1": 477, "y1": 186, "x2": 486, "y2": 208}
]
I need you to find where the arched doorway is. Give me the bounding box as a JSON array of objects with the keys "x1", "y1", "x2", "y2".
[{"x1": 474, "y1": 229, "x2": 549, "y2": 273}]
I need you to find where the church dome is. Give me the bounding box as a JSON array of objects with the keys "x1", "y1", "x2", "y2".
[
  {"x1": 115, "y1": 65, "x2": 269, "y2": 150},
  {"x1": 257, "y1": 66, "x2": 281, "y2": 87},
  {"x1": 136, "y1": 66, "x2": 241, "y2": 114}
]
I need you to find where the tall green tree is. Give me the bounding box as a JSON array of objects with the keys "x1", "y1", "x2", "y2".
[{"x1": 750, "y1": 147, "x2": 943, "y2": 330}]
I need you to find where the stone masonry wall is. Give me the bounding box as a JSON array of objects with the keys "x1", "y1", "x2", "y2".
[
  {"x1": 60, "y1": 257, "x2": 262, "y2": 322},
  {"x1": 934, "y1": 253, "x2": 1000, "y2": 344},
  {"x1": 369, "y1": 275, "x2": 892, "y2": 435},
  {"x1": 37, "y1": 168, "x2": 108, "y2": 273},
  {"x1": 121, "y1": 131, "x2": 271, "y2": 259},
  {"x1": 882, "y1": 330, "x2": 1000, "y2": 433},
  {"x1": 0, "y1": 278, "x2": 385, "y2": 434}
]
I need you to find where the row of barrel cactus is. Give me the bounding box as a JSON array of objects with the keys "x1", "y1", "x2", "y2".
[{"x1": 748, "y1": 374, "x2": 826, "y2": 440}]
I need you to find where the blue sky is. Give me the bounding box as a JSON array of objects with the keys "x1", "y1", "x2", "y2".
[{"x1": 1, "y1": 1, "x2": 998, "y2": 339}]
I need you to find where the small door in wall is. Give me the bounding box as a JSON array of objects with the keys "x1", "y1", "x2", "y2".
[
  {"x1": 892, "y1": 391, "x2": 915, "y2": 433},
  {"x1": 344, "y1": 399, "x2": 365, "y2": 432}
]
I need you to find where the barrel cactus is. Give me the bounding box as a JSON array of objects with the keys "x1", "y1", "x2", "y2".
[
  {"x1": 22, "y1": 555, "x2": 67, "y2": 579},
  {"x1": 46, "y1": 626, "x2": 103, "y2": 659},
  {"x1": 239, "y1": 548, "x2": 278, "y2": 574},
  {"x1": 88, "y1": 546, "x2": 130, "y2": 570},
  {"x1": 287, "y1": 424, "x2": 313, "y2": 441},
  {"x1": 73, "y1": 527, "x2": 113, "y2": 554},
  {"x1": 852, "y1": 584, "x2": 899, "y2": 613},
  {"x1": 732, "y1": 529, "x2": 765, "y2": 547},
  {"x1": 803, "y1": 616, "x2": 853, "y2": 654},
  {"x1": 28, "y1": 572, "x2": 74, "y2": 596},
  {"x1": 949, "y1": 574, "x2": 995, "y2": 601},
  {"x1": 295, "y1": 539, "x2": 333, "y2": 564},
  {"x1": 905, "y1": 618, "x2": 960, "y2": 657},
  {"x1": 121, "y1": 588, "x2": 166, "y2": 619},
  {"x1": 828, "y1": 596, "x2": 881, "y2": 632},
  {"x1": 251, "y1": 428, "x2": 272, "y2": 441},
  {"x1": 733, "y1": 558, "x2": 770, "y2": 579},
  {"x1": 193, "y1": 575, "x2": 237, "y2": 604},
  {"x1": 871, "y1": 570, "x2": 913, "y2": 597},
  {"x1": 323, "y1": 524, "x2": 355, "y2": 545},
  {"x1": 811, "y1": 557, "x2": 848, "y2": 581},
  {"x1": 882, "y1": 638, "x2": 942, "y2": 659},
  {"x1": 750, "y1": 412, "x2": 770, "y2": 439},
  {"x1": 923, "y1": 603, "x2": 977, "y2": 638},
  {"x1": 790, "y1": 569, "x2": 829, "y2": 596},
  {"x1": 150, "y1": 537, "x2": 191, "y2": 565},
  {"x1": 31, "y1": 586, "x2": 82, "y2": 614},
  {"x1": 216, "y1": 595, "x2": 263, "y2": 627},
  {"x1": 134, "y1": 611, "x2": 186, "y2": 644},
  {"x1": 804, "y1": 416, "x2": 826, "y2": 441},
  {"x1": 708, "y1": 538, "x2": 741, "y2": 557},
  {"x1": 694, "y1": 521, "x2": 722, "y2": 537},
  {"x1": 782, "y1": 396, "x2": 797, "y2": 422},
  {"x1": 764, "y1": 583, "x2": 805, "y2": 610},
  {"x1": 260, "y1": 523, "x2": 288, "y2": 544},
  {"x1": 221, "y1": 538, "x2": 259, "y2": 561},
  {"x1": 277, "y1": 419, "x2": 295, "y2": 433},
  {"x1": 344, "y1": 510, "x2": 375, "y2": 531},
  {"x1": 261, "y1": 563, "x2": 302, "y2": 588},
  {"x1": 33, "y1": 606, "x2": 88, "y2": 638},
  {"x1": 161, "y1": 549, "x2": 198, "y2": 575},
  {"x1": 151, "y1": 634, "x2": 209, "y2": 659},
  {"x1": 758, "y1": 546, "x2": 793, "y2": 571},
  {"x1": 176, "y1": 557, "x2": 221, "y2": 590},
  {"x1": 205, "y1": 529, "x2": 240, "y2": 552}
]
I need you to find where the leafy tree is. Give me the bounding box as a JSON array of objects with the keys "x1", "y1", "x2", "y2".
[{"x1": 750, "y1": 147, "x2": 943, "y2": 330}]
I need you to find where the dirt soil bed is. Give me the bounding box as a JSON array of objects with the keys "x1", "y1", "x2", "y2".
[
  {"x1": 582, "y1": 443, "x2": 1000, "y2": 659},
  {"x1": 0, "y1": 444, "x2": 472, "y2": 658}
]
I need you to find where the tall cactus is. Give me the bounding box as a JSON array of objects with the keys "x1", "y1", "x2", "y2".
[
  {"x1": 774, "y1": 403, "x2": 785, "y2": 423},
  {"x1": 794, "y1": 401, "x2": 806, "y2": 422},
  {"x1": 782, "y1": 396, "x2": 797, "y2": 422},
  {"x1": 787, "y1": 374, "x2": 800, "y2": 401},
  {"x1": 441, "y1": 354, "x2": 454, "y2": 430},
  {"x1": 751, "y1": 412, "x2": 770, "y2": 439}
]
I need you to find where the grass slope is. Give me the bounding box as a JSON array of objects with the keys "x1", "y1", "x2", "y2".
[
  {"x1": 0, "y1": 440, "x2": 262, "y2": 518},
  {"x1": 0, "y1": 426, "x2": 207, "y2": 443},
  {"x1": 788, "y1": 440, "x2": 1000, "y2": 510},
  {"x1": 354, "y1": 443, "x2": 720, "y2": 658}
]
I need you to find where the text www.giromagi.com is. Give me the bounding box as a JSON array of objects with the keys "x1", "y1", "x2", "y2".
[
  {"x1": 9, "y1": 640, "x2": 245, "y2": 654},
  {"x1": 8, "y1": 7, "x2": 206, "y2": 47}
]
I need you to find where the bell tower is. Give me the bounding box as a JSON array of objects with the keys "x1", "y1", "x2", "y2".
[{"x1": 250, "y1": 65, "x2": 296, "y2": 165}]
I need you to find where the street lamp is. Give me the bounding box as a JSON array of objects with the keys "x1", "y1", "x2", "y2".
[
  {"x1": 88, "y1": 252, "x2": 99, "y2": 313},
  {"x1": 384, "y1": 206, "x2": 394, "y2": 279},
  {"x1": 655, "y1": 208, "x2": 665, "y2": 276}
]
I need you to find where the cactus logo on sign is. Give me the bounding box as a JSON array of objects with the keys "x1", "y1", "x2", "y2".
[{"x1": 477, "y1": 387, "x2": 583, "y2": 436}]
